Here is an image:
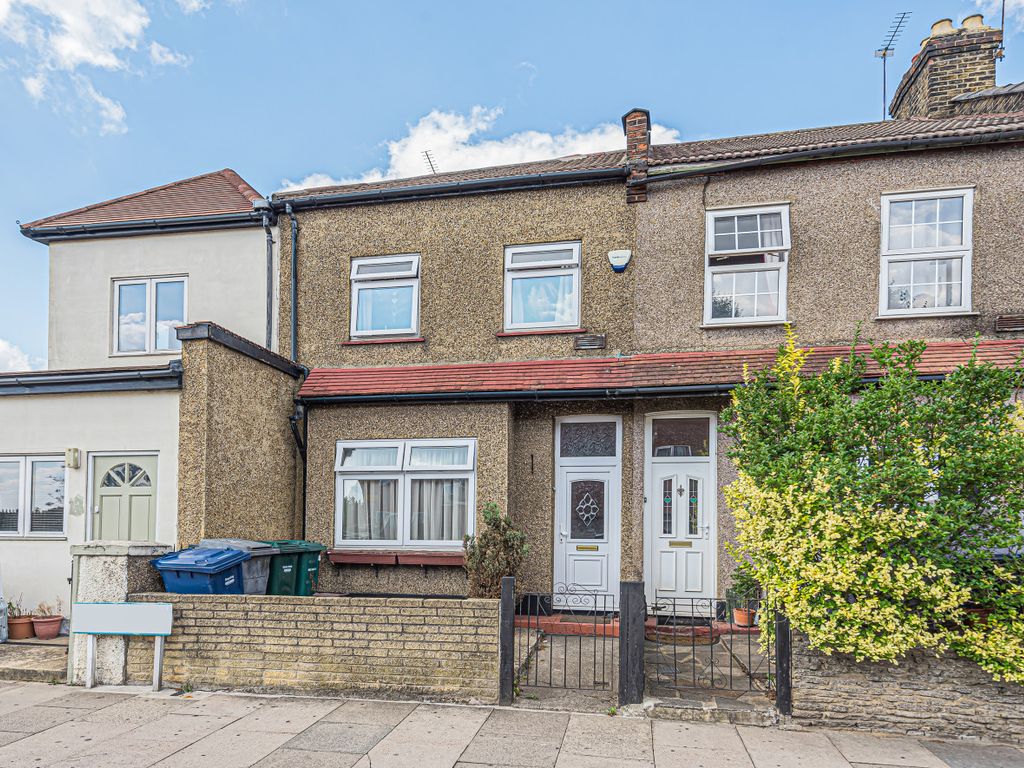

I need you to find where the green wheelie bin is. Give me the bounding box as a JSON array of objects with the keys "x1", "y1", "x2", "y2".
[{"x1": 263, "y1": 540, "x2": 326, "y2": 595}]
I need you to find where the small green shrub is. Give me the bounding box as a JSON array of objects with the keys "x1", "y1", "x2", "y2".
[{"x1": 464, "y1": 502, "x2": 529, "y2": 598}]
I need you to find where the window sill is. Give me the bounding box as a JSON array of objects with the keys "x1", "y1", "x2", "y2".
[
  {"x1": 0, "y1": 536, "x2": 67, "y2": 542},
  {"x1": 700, "y1": 320, "x2": 790, "y2": 329},
  {"x1": 340, "y1": 337, "x2": 426, "y2": 346},
  {"x1": 328, "y1": 549, "x2": 465, "y2": 566},
  {"x1": 496, "y1": 328, "x2": 587, "y2": 338},
  {"x1": 874, "y1": 311, "x2": 979, "y2": 321}
]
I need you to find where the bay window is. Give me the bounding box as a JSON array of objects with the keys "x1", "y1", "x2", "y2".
[
  {"x1": 0, "y1": 456, "x2": 66, "y2": 537},
  {"x1": 880, "y1": 188, "x2": 973, "y2": 317},
  {"x1": 704, "y1": 205, "x2": 790, "y2": 325},
  {"x1": 350, "y1": 254, "x2": 420, "y2": 337},
  {"x1": 334, "y1": 439, "x2": 475, "y2": 549},
  {"x1": 504, "y1": 242, "x2": 581, "y2": 331}
]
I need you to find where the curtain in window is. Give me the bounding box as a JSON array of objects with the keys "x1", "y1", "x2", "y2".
[
  {"x1": 342, "y1": 478, "x2": 397, "y2": 540},
  {"x1": 410, "y1": 478, "x2": 468, "y2": 541},
  {"x1": 510, "y1": 275, "x2": 575, "y2": 325},
  {"x1": 408, "y1": 446, "x2": 469, "y2": 467},
  {"x1": 29, "y1": 461, "x2": 64, "y2": 534}
]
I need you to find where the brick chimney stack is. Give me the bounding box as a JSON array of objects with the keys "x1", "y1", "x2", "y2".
[
  {"x1": 622, "y1": 108, "x2": 651, "y2": 204},
  {"x1": 889, "y1": 15, "x2": 1002, "y2": 119}
]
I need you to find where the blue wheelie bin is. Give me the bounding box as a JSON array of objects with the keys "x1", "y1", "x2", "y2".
[{"x1": 152, "y1": 548, "x2": 250, "y2": 594}]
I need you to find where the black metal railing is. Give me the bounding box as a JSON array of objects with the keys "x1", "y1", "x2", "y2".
[
  {"x1": 513, "y1": 583, "x2": 617, "y2": 692},
  {"x1": 645, "y1": 593, "x2": 776, "y2": 696}
]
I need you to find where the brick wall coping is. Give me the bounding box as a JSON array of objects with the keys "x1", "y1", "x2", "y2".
[{"x1": 130, "y1": 592, "x2": 495, "y2": 608}]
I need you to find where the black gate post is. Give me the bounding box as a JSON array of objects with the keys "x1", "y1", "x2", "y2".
[
  {"x1": 498, "y1": 576, "x2": 515, "y2": 705},
  {"x1": 774, "y1": 611, "x2": 792, "y2": 716},
  {"x1": 618, "y1": 581, "x2": 645, "y2": 705}
]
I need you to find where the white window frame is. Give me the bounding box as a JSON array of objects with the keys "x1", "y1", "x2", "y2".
[
  {"x1": 349, "y1": 254, "x2": 421, "y2": 338},
  {"x1": 0, "y1": 455, "x2": 68, "y2": 538},
  {"x1": 703, "y1": 204, "x2": 790, "y2": 326},
  {"x1": 112, "y1": 276, "x2": 188, "y2": 356},
  {"x1": 879, "y1": 188, "x2": 974, "y2": 318},
  {"x1": 334, "y1": 438, "x2": 476, "y2": 550},
  {"x1": 503, "y1": 241, "x2": 581, "y2": 331}
]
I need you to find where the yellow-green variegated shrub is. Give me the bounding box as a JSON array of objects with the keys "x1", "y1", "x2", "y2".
[{"x1": 722, "y1": 328, "x2": 1024, "y2": 681}]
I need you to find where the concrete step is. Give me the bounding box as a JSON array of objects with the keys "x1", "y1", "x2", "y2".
[{"x1": 646, "y1": 696, "x2": 778, "y2": 727}]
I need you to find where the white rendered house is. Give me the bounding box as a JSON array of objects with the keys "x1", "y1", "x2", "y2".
[{"x1": 0, "y1": 170, "x2": 278, "y2": 612}]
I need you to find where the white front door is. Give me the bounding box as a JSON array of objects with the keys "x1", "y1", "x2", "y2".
[
  {"x1": 553, "y1": 417, "x2": 621, "y2": 605},
  {"x1": 644, "y1": 413, "x2": 717, "y2": 605}
]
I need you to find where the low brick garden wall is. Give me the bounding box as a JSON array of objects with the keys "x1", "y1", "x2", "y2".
[
  {"x1": 126, "y1": 593, "x2": 500, "y2": 702},
  {"x1": 792, "y1": 634, "x2": 1024, "y2": 743}
]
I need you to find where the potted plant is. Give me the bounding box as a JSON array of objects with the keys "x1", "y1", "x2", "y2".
[
  {"x1": 6, "y1": 596, "x2": 34, "y2": 640},
  {"x1": 31, "y1": 599, "x2": 63, "y2": 640},
  {"x1": 726, "y1": 565, "x2": 761, "y2": 627}
]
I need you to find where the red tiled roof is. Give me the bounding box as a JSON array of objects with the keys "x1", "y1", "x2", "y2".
[
  {"x1": 22, "y1": 169, "x2": 263, "y2": 229},
  {"x1": 275, "y1": 112, "x2": 1024, "y2": 200},
  {"x1": 648, "y1": 113, "x2": 1024, "y2": 167},
  {"x1": 275, "y1": 151, "x2": 626, "y2": 199},
  {"x1": 298, "y1": 340, "x2": 1024, "y2": 400}
]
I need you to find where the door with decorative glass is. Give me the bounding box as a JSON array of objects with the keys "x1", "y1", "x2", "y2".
[
  {"x1": 92, "y1": 455, "x2": 158, "y2": 541},
  {"x1": 644, "y1": 414, "x2": 716, "y2": 605},
  {"x1": 553, "y1": 417, "x2": 621, "y2": 606}
]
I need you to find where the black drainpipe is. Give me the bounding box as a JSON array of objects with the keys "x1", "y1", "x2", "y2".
[
  {"x1": 260, "y1": 210, "x2": 275, "y2": 349},
  {"x1": 286, "y1": 203, "x2": 299, "y2": 362},
  {"x1": 288, "y1": 400, "x2": 308, "y2": 540}
]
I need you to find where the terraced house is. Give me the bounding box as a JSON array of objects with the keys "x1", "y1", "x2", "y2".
[{"x1": 278, "y1": 14, "x2": 1024, "y2": 607}]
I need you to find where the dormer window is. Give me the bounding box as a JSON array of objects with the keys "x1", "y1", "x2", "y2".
[
  {"x1": 704, "y1": 205, "x2": 790, "y2": 325},
  {"x1": 350, "y1": 254, "x2": 420, "y2": 338},
  {"x1": 113, "y1": 276, "x2": 187, "y2": 355}
]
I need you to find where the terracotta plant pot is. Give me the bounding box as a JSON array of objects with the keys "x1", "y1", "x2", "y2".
[
  {"x1": 7, "y1": 616, "x2": 35, "y2": 640},
  {"x1": 733, "y1": 608, "x2": 756, "y2": 627},
  {"x1": 31, "y1": 616, "x2": 62, "y2": 641}
]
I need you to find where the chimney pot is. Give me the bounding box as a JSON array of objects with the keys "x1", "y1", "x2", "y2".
[
  {"x1": 960, "y1": 14, "x2": 986, "y2": 30},
  {"x1": 930, "y1": 18, "x2": 955, "y2": 36}
]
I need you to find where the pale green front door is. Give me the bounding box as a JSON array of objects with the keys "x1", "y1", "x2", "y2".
[{"x1": 92, "y1": 456, "x2": 157, "y2": 541}]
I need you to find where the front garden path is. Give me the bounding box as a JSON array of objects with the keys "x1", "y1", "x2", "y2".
[{"x1": 0, "y1": 681, "x2": 1016, "y2": 767}]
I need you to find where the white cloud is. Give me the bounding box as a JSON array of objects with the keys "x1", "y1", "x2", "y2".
[
  {"x1": 0, "y1": 0, "x2": 194, "y2": 134},
  {"x1": 279, "y1": 106, "x2": 681, "y2": 192},
  {"x1": 176, "y1": 0, "x2": 209, "y2": 13},
  {"x1": 149, "y1": 40, "x2": 189, "y2": 66},
  {"x1": 975, "y1": 0, "x2": 1024, "y2": 29},
  {"x1": 0, "y1": 339, "x2": 39, "y2": 372}
]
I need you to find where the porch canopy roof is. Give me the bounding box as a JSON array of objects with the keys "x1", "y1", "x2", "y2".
[{"x1": 297, "y1": 340, "x2": 1024, "y2": 403}]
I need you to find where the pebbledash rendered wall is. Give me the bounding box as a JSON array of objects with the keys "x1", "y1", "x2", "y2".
[
  {"x1": 792, "y1": 635, "x2": 1024, "y2": 743},
  {"x1": 126, "y1": 593, "x2": 500, "y2": 702}
]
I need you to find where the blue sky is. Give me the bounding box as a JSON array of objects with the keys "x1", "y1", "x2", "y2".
[{"x1": 1, "y1": 0, "x2": 1022, "y2": 369}]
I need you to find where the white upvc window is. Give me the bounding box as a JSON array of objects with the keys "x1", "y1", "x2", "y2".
[
  {"x1": 0, "y1": 456, "x2": 67, "y2": 538},
  {"x1": 113, "y1": 276, "x2": 187, "y2": 355},
  {"x1": 349, "y1": 254, "x2": 420, "y2": 337},
  {"x1": 334, "y1": 438, "x2": 476, "y2": 549},
  {"x1": 879, "y1": 188, "x2": 974, "y2": 317},
  {"x1": 504, "y1": 242, "x2": 581, "y2": 331},
  {"x1": 704, "y1": 205, "x2": 790, "y2": 325}
]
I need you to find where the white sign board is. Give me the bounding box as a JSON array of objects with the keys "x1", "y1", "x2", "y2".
[
  {"x1": 72, "y1": 602, "x2": 173, "y2": 691},
  {"x1": 72, "y1": 602, "x2": 172, "y2": 636}
]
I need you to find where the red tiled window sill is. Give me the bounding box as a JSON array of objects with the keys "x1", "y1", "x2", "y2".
[
  {"x1": 340, "y1": 337, "x2": 426, "y2": 346},
  {"x1": 496, "y1": 328, "x2": 587, "y2": 338},
  {"x1": 328, "y1": 549, "x2": 465, "y2": 567}
]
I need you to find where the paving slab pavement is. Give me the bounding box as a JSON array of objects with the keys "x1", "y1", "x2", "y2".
[{"x1": 0, "y1": 682, "x2": 1015, "y2": 767}]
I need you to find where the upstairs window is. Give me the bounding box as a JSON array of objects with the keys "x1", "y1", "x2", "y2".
[
  {"x1": 504, "y1": 242, "x2": 581, "y2": 331},
  {"x1": 350, "y1": 254, "x2": 420, "y2": 337},
  {"x1": 334, "y1": 438, "x2": 476, "y2": 549},
  {"x1": 113, "y1": 277, "x2": 186, "y2": 354},
  {"x1": 880, "y1": 188, "x2": 973, "y2": 317},
  {"x1": 0, "y1": 456, "x2": 66, "y2": 537},
  {"x1": 704, "y1": 205, "x2": 790, "y2": 325}
]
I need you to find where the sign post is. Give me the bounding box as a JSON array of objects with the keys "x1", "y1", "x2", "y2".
[{"x1": 72, "y1": 602, "x2": 172, "y2": 691}]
